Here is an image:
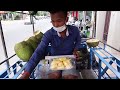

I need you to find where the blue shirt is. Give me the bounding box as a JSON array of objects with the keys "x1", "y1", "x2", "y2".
[{"x1": 25, "y1": 25, "x2": 81, "y2": 73}]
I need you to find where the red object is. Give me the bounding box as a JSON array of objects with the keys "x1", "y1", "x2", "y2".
[
  {"x1": 76, "y1": 11, "x2": 78, "y2": 19},
  {"x1": 0, "y1": 11, "x2": 5, "y2": 14},
  {"x1": 72, "y1": 11, "x2": 75, "y2": 17},
  {"x1": 72, "y1": 11, "x2": 78, "y2": 19}
]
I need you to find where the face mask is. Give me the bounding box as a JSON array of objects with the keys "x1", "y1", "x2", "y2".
[
  {"x1": 56, "y1": 28, "x2": 69, "y2": 37},
  {"x1": 53, "y1": 24, "x2": 67, "y2": 32}
]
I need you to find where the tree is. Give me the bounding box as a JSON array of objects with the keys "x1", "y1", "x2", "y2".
[{"x1": 29, "y1": 11, "x2": 38, "y2": 15}]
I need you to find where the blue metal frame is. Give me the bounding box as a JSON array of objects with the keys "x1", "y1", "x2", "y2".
[
  {"x1": 12, "y1": 62, "x2": 27, "y2": 79},
  {"x1": 0, "y1": 60, "x2": 26, "y2": 79},
  {"x1": 90, "y1": 46, "x2": 120, "y2": 79}
]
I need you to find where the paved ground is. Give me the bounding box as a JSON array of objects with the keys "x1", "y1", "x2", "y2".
[{"x1": 0, "y1": 18, "x2": 52, "y2": 75}]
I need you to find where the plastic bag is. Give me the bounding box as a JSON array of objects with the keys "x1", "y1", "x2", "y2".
[{"x1": 34, "y1": 59, "x2": 50, "y2": 79}]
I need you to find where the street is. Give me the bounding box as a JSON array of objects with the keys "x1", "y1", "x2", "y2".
[{"x1": 0, "y1": 18, "x2": 52, "y2": 74}]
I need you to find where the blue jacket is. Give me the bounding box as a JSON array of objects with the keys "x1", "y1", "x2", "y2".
[{"x1": 25, "y1": 25, "x2": 81, "y2": 74}]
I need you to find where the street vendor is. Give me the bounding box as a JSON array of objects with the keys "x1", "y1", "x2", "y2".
[{"x1": 20, "y1": 11, "x2": 81, "y2": 79}]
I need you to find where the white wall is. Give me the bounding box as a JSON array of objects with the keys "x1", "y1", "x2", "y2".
[
  {"x1": 107, "y1": 11, "x2": 120, "y2": 50},
  {"x1": 96, "y1": 11, "x2": 106, "y2": 41},
  {"x1": 89, "y1": 11, "x2": 95, "y2": 38}
]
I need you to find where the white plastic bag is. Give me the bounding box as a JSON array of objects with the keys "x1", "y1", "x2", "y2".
[{"x1": 34, "y1": 59, "x2": 50, "y2": 79}]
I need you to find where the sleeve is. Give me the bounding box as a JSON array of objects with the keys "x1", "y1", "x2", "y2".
[
  {"x1": 74, "y1": 27, "x2": 81, "y2": 50},
  {"x1": 24, "y1": 30, "x2": 52, "y2": 74}
]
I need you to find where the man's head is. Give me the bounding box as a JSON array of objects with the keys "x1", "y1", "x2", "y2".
[
  {"x1": 48, "y1": 11, "x2": 68, "y2": 28},
  {"x1": 74, "y1": 17, "x2": 78, "y2": 21},
  {"x1": 86, "y1": 19, "x2": 89, "y2": 21}
]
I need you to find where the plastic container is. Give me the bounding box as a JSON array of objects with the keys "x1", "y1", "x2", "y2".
[{"x1": 49, "y1": 57, "x2": 76, "y2": 70}]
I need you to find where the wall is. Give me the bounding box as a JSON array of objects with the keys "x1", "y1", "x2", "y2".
[
  {"x1": 96, "y1": 11, "x2": 106, "y2": 41},
  {"x1": 107, "y1": 11, "x2": 120, "y2": 50}
]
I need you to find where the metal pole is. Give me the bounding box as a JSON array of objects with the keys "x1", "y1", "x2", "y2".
[
  {"x1": 0, "y1": 54, "x2": 16, "y2": 65},
  {"x1": 0, "y1": 19, "x2": 10, "y2": 73},
  {"x1": 32, "y1": 15, "x2": 35, "y2": 33},
  {"x1": 94, "y1": 11, "x2": 97, "y2": 38},
  {"x1": 90, "y1": 48, "x2": 93, "y2": 69},
  {"x1": 30, "y1": 15, "x2": 35, "y2": 33},
  {"x1": 92, "y1": 11, "x2": 95, "y2": 38},
  {"x1": 100, "y1": 41, "x2": 120, "y2": 52},
  {"x1": 98, "y1": 59, "x2": 102, "y2": 79},
  {"x1": 91, "y1": 11, "x2": 95, "y2": 38},
  {"x1": 83, "y1": 11, "x2": 86, "y2": 30}
]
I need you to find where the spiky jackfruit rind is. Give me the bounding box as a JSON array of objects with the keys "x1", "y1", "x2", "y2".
[
  {"x1": 14, "y1": 41, "x2": 34, "y2": 62},
  {"x1": 86, "y1": 39, "x2": 99, "y2": 47}
]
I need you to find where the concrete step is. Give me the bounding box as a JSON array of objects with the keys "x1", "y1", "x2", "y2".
[{"x1": 80, "y1": 69, "x2": 98, "y2": 79}]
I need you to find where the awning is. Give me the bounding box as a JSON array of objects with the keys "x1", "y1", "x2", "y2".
[{"x1": 0, "y1": 11, "x2": 6, "y2": 14}]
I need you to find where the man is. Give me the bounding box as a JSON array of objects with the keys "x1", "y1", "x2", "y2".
[
  {"x1": 20, "y1": 11, "x2": 81, "y2": 79},
  {"x1": 79, "y1": 20, "x2": 83, "y2": 31},
  {"x1": 85, "y1": 19, "x2": 91, "y2": 28},
  {"x1": 74, "y1": 17, "x2": 80, "y2": 29}
]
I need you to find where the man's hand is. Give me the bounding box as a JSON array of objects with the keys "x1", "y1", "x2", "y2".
[
  {"x1": 19, "y1": 71, "x2": 30, "y2": 79},
  {"x1": 73, "y1": 49, "x2": 81, "y2": 61}
]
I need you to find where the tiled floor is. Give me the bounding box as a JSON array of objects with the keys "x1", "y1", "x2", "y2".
[{"x1": 99, "y1": 43, "x2": 120, "y2": 59}]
